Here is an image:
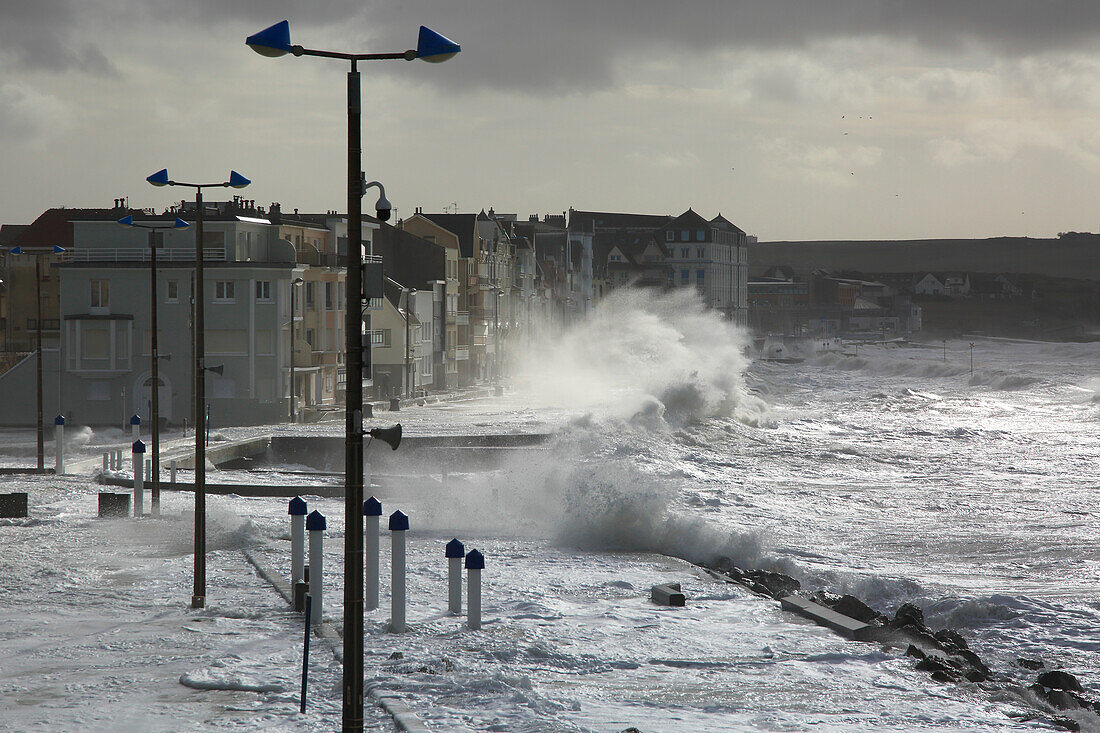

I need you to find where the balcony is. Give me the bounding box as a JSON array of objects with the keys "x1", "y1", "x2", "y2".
[
  {"x1": 454, "y1": 345, "x2": 469, "y2": 360},
  {"x1": 67, "y1": 248, "x2": 227, "y2": 263},
  {"x1": 455, "y1": 311, "x2": 469, "y2": 325}
]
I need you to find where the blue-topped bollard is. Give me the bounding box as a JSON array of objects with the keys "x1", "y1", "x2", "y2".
[
  {"x1": 364, "y1": 497, "x2": 382, "y2": 610},
  {"x1": 306, "y1": 510, "x2": 326, "y2": 627},
  {"x1": 132, "y1": 440, "x2": 146, "y2": 517},
  {"x1": 130, "y1": 413, "x2": 141, "y2": 441},
  {"x1": 389, "y1": 510, "x2": 409, "y2": 632},
  {"x1": 466, "y1": 549, "x2": 485, "y2": 630},
  {"x1": 446, "y1": 538, "x2": 465, "y2": 615},
  {"x1": 288, "y1": 497, "x2": 307, "y2": 588},
  {"x1": 54, "y1": 415, "x2": 65, "y2": 475}
]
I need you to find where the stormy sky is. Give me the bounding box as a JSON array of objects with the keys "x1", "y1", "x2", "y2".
[{"x1": 2, "y1": 1, "x2": 1099, "y2": 239}]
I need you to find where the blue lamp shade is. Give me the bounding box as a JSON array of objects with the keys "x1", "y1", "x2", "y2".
[
  {"x1": 173, "y1": 218, "x2": 190, "y2": 229},
  {"x1": 53, "y1": 245, "x2": 66, "y2": 254},
  {"x1": 147, "y1": 169, "x2": 170, "y2": 187},
  {"x1": 9, "y1": 246, "x2": 21, "y2": 255},
  {"x1": 228, "y1": 171, "x2": 251, "y2": 189},
  {"x1": 416, "y1": 26, "x2": 460, "y2": 63},
  {"x1": 117, "y1": 215, "x2": 134, "y2": 227},
  {"x1": 246, "y1": 20, "x2": 293, "y2": 57}
]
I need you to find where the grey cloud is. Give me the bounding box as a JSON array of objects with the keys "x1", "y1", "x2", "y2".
[{"x1": 4, "y1": 0, "x2": 1100, "y2": 91}]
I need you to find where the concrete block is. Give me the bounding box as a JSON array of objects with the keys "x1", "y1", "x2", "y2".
[
  {"x1": 0, "y1": 492, "x2": 29, "y2": 518},
  {"x1": 779, "y1": 595, "x2": 875, "y2": 640},
  {"x1": 651, "y1": 582, "x2": 686, "y2": 607}
]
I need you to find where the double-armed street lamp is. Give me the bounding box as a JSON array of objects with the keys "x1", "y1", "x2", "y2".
[
  {"x1": 403, "y1": 287, "x2": 417, "y2": 397},
  {"x1": 245, "y1": 19, "x2": 459, "y2": 732},
  {"x1": 9, "y1": 244, "x2": 66, "y2": 471},
  {"x1": 117, "y1": 214, "x2": 189, "y2": 515},
  {"x1": 145, "y1": 168, "x2": 250, "y2": 609}
]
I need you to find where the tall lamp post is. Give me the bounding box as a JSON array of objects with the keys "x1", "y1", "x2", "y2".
[
  {"x1": 246, "y1": 20, "x2": 460, "y2": 732},
  {"x1": 290, "y1": 276, "x2": 304, "y2": 421},
  {"x1": 492, "y1": 288, "x2": 503, "y2": 382},
  {"x1": 145, "y1": 167, "x2": 250, "y2": 608},
  {"x1": 9, "y1": 244, "x2": 66, "y2": 471},
  {"x1": 117, "y1": 215, "x2": 189, "y2": 515},
  {"x1": 403, "y1": 287, "x2": 417, "y2": 397}
]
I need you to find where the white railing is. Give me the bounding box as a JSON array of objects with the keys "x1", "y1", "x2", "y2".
[{"x1": 66, "y1": 248, "x2": 227, "y2": 263}]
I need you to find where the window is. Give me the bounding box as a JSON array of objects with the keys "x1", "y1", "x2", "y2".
[
  {"x1": 325, "y1": 282, "x2": 334, "y2": 310},
  {"x1": 214, "y1": 281, "x2": 235, "y2": 301},
  {"x1": 83, "y1": 327, "x2": 110, "y2": 359},
  {"x1": 697, "y1": 230, "x2": 705, "y2": 241},
  {"x1": 696, "y1": 247, "x2": 706, "y2": 259},
  {"x1": 206, "y1": 329, "x2": 248, "y2": 354},
  {"x1": 90, "y1": 279, "x2": 109, "y2": 308},
  {"x1": 305, "y1": 329, "x2": 315, "y2": 348},
  {"x1": 681, "y1": 230, "x2": 689, "y2": 241},
  {"x1": 681, "y1": 269, "x2": 690, "y2": 284},
  {"x1": 255, "y1": 280, "x2": 271, "y2": 301},
  {"x1": 680, "y1": 248, "x2": 689, "y2": 259},
  {"x1": 166, "y1": 280, "x2": 179, "y2": 302},
  {"x1": 305, "y1": 281, "x2": 315, "y2": 309},
  {"x1": 665, "y1": 230, "x2": 673, "y2": 242},
  {"x1": 697, "y1": 269, "x2": 705, "y2": 282}
]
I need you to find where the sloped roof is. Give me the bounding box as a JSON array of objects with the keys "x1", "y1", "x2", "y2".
[
  {"x1": 710, "y1": 213, "x2": 745, "y2": 234},
  {"x1": 420, "y1": 213, "x2": 478, "y2": 258},
  {"x1": 14, "y1": 207, "x2": 116, "y2": 248},
  {"x1": 569, "y1": 209, "x2": 672, "y2": 231}
]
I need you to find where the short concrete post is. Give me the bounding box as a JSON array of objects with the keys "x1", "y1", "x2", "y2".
[
  {"x1": 102, "y1": 452, "x2": 108, "y2": 471},
  {"x1": 306, "y1": 510, "x2": 326, "y2": 627},
  {"x1": 130, "y1": 414, "x2": 141, "y2": 441},
  {"x1": 466, "y1": 549, "x2": 485, "y2": 630},
  {"x1": 389, "y1": 510, "x2": 409, "y2": 633},
  {"x1": 170, "y1": 460, "x2": 177, "y2": 484},
  {"x1": 132, "y1": 440, "x2": 145, "y2": 517},
  {"x1": 113, "y1": 450, "x2": 122, "y2": 471},
  {"x1": 288, "y1": 497, "x2": 307, "y2": 587},
  {"x1": 54, "y1": 415, "x2": 65, "y2": 475},
  {"x1": 364, "y1": 497, "x2": 382, "y2": 611},
  {"x1": 446, "y1": 538, "x2": 465, "y2": 615}
]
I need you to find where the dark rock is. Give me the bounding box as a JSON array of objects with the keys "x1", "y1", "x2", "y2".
[
  {"x1": 933, "y1": 628, "x2": 969, "y2": 651},
  {"x1": 916, "y1": 655, "x2": 961, "y2": 678},
  {"x1": 956, "y1": 649, "x2": 992, "y2": 677},
  {"x1": 1038, "y1": 671, "x2": 1085, "y2": 692},
  {"x1": 930, "y1": 670, "x2": 957, "y2": 684},
  {"x1": 744, "y1": 570, "x2": 800, "y2": 598},
  {"x1": 388, "y1": 652, "x2": 403, "y2": 660},
  {"x1": 833, "y1": 594, "x2": 887, "y2": 625},
  {"x1": 906, "y1": 644, "x2": 926, "y2": 660},
  {"x1": 1016, "y1": 658, "x2": 1045, "y2": 670},
  {"x1": 621, "y1": 728, "x2": 643, "y2": 733},
  {"x1": 965, "y1": 668, "x2": 990, "y2": 683},
  {"x1": 895, "y1": 623, "x2": 943, "y2": 650},
  {"x1": 892, "y1": 602, "x2": 926, "y2": 629},
  {"x1": 810, "y1": 590, "x2": 842, "y2": 607}
]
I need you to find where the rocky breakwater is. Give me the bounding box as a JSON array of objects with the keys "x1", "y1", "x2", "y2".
[{"x1": 703, "y1": 557, "x2": 1099, "y2": 731}]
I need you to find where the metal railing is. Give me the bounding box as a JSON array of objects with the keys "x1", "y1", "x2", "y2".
[{"x1": 66, "y1": 248, "x2": 227, "y2": 263}]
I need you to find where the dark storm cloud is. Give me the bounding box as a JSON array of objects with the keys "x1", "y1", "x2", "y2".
[
  {"x1": 0, "y1": 0, "x2": 117, "y2": 75},
  {"x1": 4, "y1": 1, "x2": 1099, "y2": 89}
]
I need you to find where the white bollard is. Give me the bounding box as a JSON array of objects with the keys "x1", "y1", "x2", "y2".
[
  {"x1": 364, "y1": 497, "x2": 382, "y2": 610},
  {"x1": 288, "y1": 497, "x2": 307, "y2": 587},
  {"x1": 466, "y1": 549, "x2": 484, "y2": 630},
  {"x1": 54, "y1": 415, "x2": 65, "y2": 475},
  {"x1": 132, "y1": 440, "x2": 146, "y2": 517},
  {"x1": 446, "y1": 538, "x2": 465, "y2": 615},
  {"x1": 113, "y1": 449, "x2": 122, "y2": 471},
  {"x1": 170, "y1": 460, "x2": 177, "y2": 484},
  {"x1": 130, "y1": 414, "x2": 141, "y2": 441},
  {"x1": 102, "y1": 452, "x2": 108, "y2": 472},
  {"x1": 389, "y1": 510, "x2": 409, "y2": 633},
  {"x1": 306, "y1": 510, "x2": 326, "y2": 627}
]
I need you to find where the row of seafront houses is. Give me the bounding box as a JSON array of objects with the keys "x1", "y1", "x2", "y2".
[{"x1": 0, "y1": 201, "x2": 753, "y2": 427}]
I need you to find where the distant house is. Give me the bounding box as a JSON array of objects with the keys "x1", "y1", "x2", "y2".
[{"x1": 915, "y1": 272, "x2": 970, "y2": 297}]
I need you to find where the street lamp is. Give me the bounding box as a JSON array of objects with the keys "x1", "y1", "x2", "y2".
[
  {"x1": 403, "y1": 288, "x2": 417, "y2": 397},
  {"x1": 146, "y1": 168, "x2": 250, "y2": 609},
  {"x1": 492, "y1": 288, "x2": 503, "y2": 382},
  {"x1": 290, "y1": 276, "x2": 304, "y2": 422},
  {"x1": 117, "y1": 214, "x2": 188, "y2": 515},
  {"x1": 9, "y1": 244, "x2": 65, "y2": 471},
  {"x1": 246, "y1": 20, "x2": 459, "y2": 731}
]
